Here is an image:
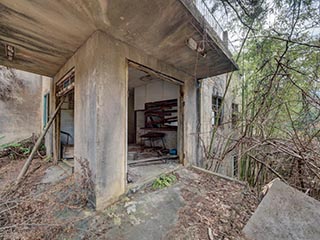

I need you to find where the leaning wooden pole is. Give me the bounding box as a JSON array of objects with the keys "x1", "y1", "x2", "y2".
[{"x1": 16, "y1": 97, "x2": 65, "y2": 184}]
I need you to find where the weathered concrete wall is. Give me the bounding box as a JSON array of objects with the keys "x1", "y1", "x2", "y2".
[
  {"x1": 199, "y1": 73, "x2": 241, "y2": 177},
  {"x1": 54, "y1": 31, "x2": 197, "y2": 209},
  {"x1": 0, "y1": 66, "x2": 42, "y2": 145},
  {"x1": 183, "y1": 74, "x2": 198, "y2": 166}
]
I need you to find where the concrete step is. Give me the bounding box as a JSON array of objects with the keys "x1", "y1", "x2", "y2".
[
  {"x1": 58, "y1": 159, "x2": 74, "y2": 174},
  {"x1": 62, "y1": 145, "x2": 74, "y2": 159}
]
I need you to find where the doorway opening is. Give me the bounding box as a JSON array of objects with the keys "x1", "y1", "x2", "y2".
[
  {"x1": 55, "y1": 70, "x2": 75, "y2": 170},
  {"x1": 127, "y1": 61, "x2": 183, "y2": 186}
]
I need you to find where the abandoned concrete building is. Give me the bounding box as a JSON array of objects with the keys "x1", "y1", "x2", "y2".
[{"x1": 0, "y1": 0, "x2": 239, "y2": 209}]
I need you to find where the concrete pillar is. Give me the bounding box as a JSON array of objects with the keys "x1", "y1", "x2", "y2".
[
  {"x1": 183, "y1": 76, "x2": 199, "y2": 166},
  {"x1": 94, "y1": 33, "x2": 127, "y2": 209},
  {"x1": 72, "y1": 31, "x2": 127, "y2": 210}
]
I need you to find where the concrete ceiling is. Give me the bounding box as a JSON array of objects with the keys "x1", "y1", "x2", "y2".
[
  {"x1": 0, "y1": 0, "x2": 237, "y2": 78},
  {"x1": 128, "y1": 66, "x2": 160, "y2": 89}
]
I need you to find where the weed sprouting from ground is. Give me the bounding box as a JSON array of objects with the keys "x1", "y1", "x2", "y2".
[{"x1": 152, "y1": 174, "x2": 177, "y2": 190}]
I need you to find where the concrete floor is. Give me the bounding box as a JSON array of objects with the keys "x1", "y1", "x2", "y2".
[
  {"x1": 83, "y1": 168, "x2": 194, "y2": 240},
  {"x1": 41, "y1": 162, "x2": 73, "y2": 184},
  {"x1": 104, "y1": 181, "x2": 185, "y2": 240},
  {"x1": 33, "y1": 166, "x2": 258, "y2": 239}
]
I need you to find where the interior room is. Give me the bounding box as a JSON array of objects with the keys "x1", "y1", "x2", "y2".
[
  {"x1": 56, "y1": 71, "x2": 75, "y2": 168},
  {"x1": 60, "y1": 91, "x2": 74, "y2": 161},
  {"x1": 127, "y1": 64, "x2": 181, "y2": 185}
]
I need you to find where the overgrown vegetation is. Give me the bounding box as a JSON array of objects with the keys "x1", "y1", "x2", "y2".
[
  {"x1": 0, "y1": 136, "x2": 46, "y2": 160},
  {"x1": 203, "y1": 0, "x2": 320, "y2": 199},
  {"x1": 152, "y1": 174, "x2": 177, "y2": 190}
]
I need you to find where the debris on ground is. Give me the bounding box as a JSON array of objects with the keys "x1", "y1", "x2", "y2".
[
  {"x1": 0, "y1": 155, "x2": 259, "y2": 239},
  {"x1": 0, "y1": 157, "x2": 94, "y2": 240},
  {"x1": 165, "y1": 168, "x2": 259, "y2": 240},
  {"x1": 82, "y1": 168, "x2": 259, "y2": 240}
]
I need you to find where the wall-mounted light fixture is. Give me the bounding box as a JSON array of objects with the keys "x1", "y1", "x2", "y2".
[
  {"x1": 186, "y1": 37, "x2": 207, "y2": 58},
  {"x1": 186, "y1": 38, "x2": 198, "y2": 51},
  {"x1": 5, "y1": 44, "x2": 15, "y2": 61}
]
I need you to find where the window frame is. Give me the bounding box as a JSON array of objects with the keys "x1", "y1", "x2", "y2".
[
  {"x1": 43, "y1": 93, "x2": 50, "y2": 128},
  {"x1": 231, "y1": 103, "x2": 239, "y2": 129},
  {"x1": 212, "y1": 95, "x2": 223, "y2": 126},
  {"x1": 232, "y1": 155, "x2": 239, "y2": 178}
]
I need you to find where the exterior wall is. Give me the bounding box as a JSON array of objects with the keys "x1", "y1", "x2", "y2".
[
  {"x1": 53, "y1": 31, "x2": 197, "y2": 210},
  {"x1": 0, "y1": 66, "x2": 42, "y2": 145},
  {"x1": 41, "y1": 76, "x2": 54, "y2": 157},
  {"x1": 199, "y1": 73, "x2": 241, "y2": 177}
]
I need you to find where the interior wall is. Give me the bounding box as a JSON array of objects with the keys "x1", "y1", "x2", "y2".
[
  {"x1": 53, "y1": 31, "x2": 196, "y2": 210},
  {"x1": 134, "y1": 80, "x2": 179, "y2": 110},
  {"x1": 130, "y1": 75, "x2": 180, "y2": 150}
]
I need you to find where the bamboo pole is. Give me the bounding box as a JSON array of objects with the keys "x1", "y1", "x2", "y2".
[{"x1": 16, "y1": 97, "x2": 65, "y2": 184}]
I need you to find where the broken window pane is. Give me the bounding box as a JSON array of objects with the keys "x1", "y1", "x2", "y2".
[{"x1": 212, "y1": 95, "x2": 223, "y2": 126}]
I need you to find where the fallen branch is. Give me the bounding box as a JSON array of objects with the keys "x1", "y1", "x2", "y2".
[{"x1": 16, "y1": 97, "x2": 65, "y2": 184}]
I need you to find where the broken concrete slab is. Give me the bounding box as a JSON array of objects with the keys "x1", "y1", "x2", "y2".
[{"x1": 243, "y1": 178, "x2": 320, "y2": 240}]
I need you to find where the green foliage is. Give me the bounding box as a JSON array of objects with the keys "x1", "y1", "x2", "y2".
[
  {"x1": 0, "y1": 139, "x2": 34, "y2": 159},
  {"x1": 0, "y1": 142, "x2": 22, "y2": 150},
  {"x1": 0, "y1": 142, "x2": 30, "y2": 154},
  {"x1": 40, "y1": 143, "x2": 46, "y2": 151},
  {"x1": 205, "y1": 0, "x2": 320, "y2": 195},
  {"x1": 152, "y1": 174, "x2": 177, "y2": 190},
  {"x1": 20, "y1": 147, "x2": 31, "y2": 155}
]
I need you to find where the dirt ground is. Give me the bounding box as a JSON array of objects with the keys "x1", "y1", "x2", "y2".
[
  {"x1": 0, "y1": 157, "x2": 259, "y2": 240},
  {"x1": 0, "y1": 157, "x2": 90, "y2": 240},
  {"x1": 166, "y1": 168, "x2": 259, "y2": 240}
]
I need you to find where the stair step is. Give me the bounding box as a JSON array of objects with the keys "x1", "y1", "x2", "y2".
[
  {"x1": 62, "y1": 159, "x2": 74, "y2": 168},
  {"x1": 59, "y1": 160, "x2": 74, "y2": 174}
]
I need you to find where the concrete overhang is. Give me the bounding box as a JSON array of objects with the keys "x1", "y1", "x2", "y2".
[{"x1": 0, "y1": 0, "x2": 238, "y2": 78}]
